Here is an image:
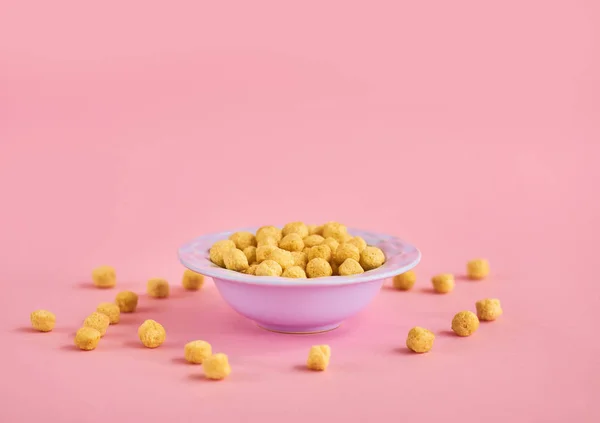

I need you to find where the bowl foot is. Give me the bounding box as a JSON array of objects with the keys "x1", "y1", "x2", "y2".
[{"x1": 256, "y1": 322, "x2": 341, "y2": 334}]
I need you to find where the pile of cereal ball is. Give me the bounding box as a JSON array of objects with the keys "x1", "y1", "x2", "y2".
[{"x1": 209, "y1": 222, "x2": 386, "y2": 278}]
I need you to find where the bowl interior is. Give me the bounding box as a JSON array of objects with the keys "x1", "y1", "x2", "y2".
[{"x1": 178, "y1": 226, "x2": 421, "y2": 286}]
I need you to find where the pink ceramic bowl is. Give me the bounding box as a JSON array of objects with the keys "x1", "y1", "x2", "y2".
[{"x1": 178, "y1": 227, "x2": 421, "y2": 334}]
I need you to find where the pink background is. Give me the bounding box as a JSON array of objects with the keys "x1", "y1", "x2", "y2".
[{"x1": 1, "y1": 1, "x2": 599, "y2": 422}]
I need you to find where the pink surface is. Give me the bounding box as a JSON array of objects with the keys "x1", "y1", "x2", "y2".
[{"x1": 0, "y1": 1, "x2": 599, "y2": 422}]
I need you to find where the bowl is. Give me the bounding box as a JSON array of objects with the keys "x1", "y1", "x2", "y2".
[{"x1": 178, "y1": 226, "x2": 421, "y2": 334}]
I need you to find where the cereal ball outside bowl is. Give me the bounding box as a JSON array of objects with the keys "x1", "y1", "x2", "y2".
[{"x1": 178, "y1": 226, "x2": 420, "y2": 334}]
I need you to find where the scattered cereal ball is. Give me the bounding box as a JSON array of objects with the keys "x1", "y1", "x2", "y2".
[
  {"x1": 308, "y1": 225, "x2": 323, "y2": 235},
  {"x1": 334, "y1": 243, "x2": 360, "y2": 265},
  {"x1": 256, "y1": 226, "x2": 282, "y2": 243},
  {"x1": 92, "y1": 265, "x2": 116, "y2": 288},
  {"x1": 115, "y1": 291, "x2": 138, "y2": 313},
  {"x1": 256, "y1": 245, "x2": 278, "y2": 262},
  {"x1": 147, "y1": 278, "x2": 170, "y2": 298},
  {"x1": 182, "y1": 269, "x2": 204, "y2": 290},
  {"x1": 393, "y1": 270, "x2": 416, "y2": 291},
  {"x1": 255, "y1": 260, "x2": 283, "y2": 277},
  {"x1": 307, "y1": 244, "x2": 332, "y2": 262},
  {"x1": 322, "y1": 237, "x2": 340, "y2": 254},
  {"x1": 74, "y1": 327, "x2": 101, "y2": 351},
  {"x1": 138, "y1": 319, "x2": 166, "y2": 348},
  {"x1": 282, "y1": 221, "x2": 309, "y2": 238},
  {"x1": 270, "y1": 249, "x2": 294, "y2": 270},
  {"x1": 338, "y1": 258, "x2": 364, "y2": 276},
  {"x1": 229, "y1": 231, "x2": 256, "y2": 250},
  {"x1": 330, "y1": 261, "x2": 339, "y2": 276},
  {"x1": 83, "y1": 312, "x2": 110, "y2": 337},
  {"x1": 431, "y1": 273, "x2": 455, "y2": 294},
  {"x1": 451, "y1": 311, "x2": 480, "y2": 337},
  {"x1": 243, "y1": 246, "x2": 257, "y2": 264},
  {"x1": 209, "y1": 240, "x2": 236, "y2": 267},
  {"x1": 476, "y1": 298, "x2": 503, "y2": 321},
  {"x1": 30, "y1": 310, "x2": 56, "y2": 332},
  {"x1": 302, "y1": 247, "x2": 311, "y2": 255},
  {"x1": 203, "y1": 353, "x2": 231, "y2": 380},
  {"x1": 184, "y1": 340, "x2": 212, "y2": 364},
  {"x1": 467, "y1": 258, "x2": 490, "y2": 280},
  {"x1": 307, "y1": 345, "x2": 331, "y2": 371},
  {"x1": 279, "y1": 233, "x2": 305, "y2": 252},
  {"x1": 291, "y1": 251, "x2": 308, "y2": 269},
  {"x1": 347, "y1": 236, "x2": 367, "y2": 253},
  {"x1": 406, "y1": 327, "x2": 435, "y2": 353},
  {"x1": 303, "y1": 234, "x2": 325, "y2": 249},
  {"x1": 257, "y1": 236, "x2": 278, "y2": 247},
  {"x1": 96, "y1": 302, "x2": 120, "y2": 324},
  {"x1": 306, "y1": 258, "x2": 333, "y2": 278},
  {"x1": 318, "y1": 344, "x2": 331, "y2": 359},
  {"x1": 245, "y1": 264, "x2": 259, "y2": 275},
  {"x1": 322, "y1": 222, "x2": 349, "y2": 242},
  {"x1": 223, "y1": 249, "x2": 250, "y2": 272},
  {"x1": 360, "y1": 246, "x2": 386, "y2": 271},
  {"x1": 282, "y1": 266, "x2": 307, "y2": 278}
]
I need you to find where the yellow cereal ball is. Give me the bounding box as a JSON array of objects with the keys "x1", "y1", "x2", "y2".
[
  {"x1": 147, "y1": 278, "x2": 170, "y2": 298},
  {"x1": 308, "y1": 225, "x2": 323, "y2": 235},
  {"x1": 307, "y1": 345, "x2": 331, "y2": 371},
  {"x1": 291, "y1": 251, "x2": 308, "y2": 269},
  {"x1": 182, "y1": 269, "x2": 204, "y2": 290},
  {"x1": 270, "y1": 249, "x2": 294, "y2": 270},
  {"x1": 431, "y1": 273, "x2": 454, "y2": 294},
  {"x1": 203, "y1": 353, "x2": 231, "y2": 380},
  {"x1": 96, "y1": 302, "x2": 120, "y2": 324},
  {"x1": 406, "y1": 327, "x2": 435, "y2": 353},
  {"x1": 451, "y1": 311, "x2": 480, "y2": 337},
  {"x1": 393, "y1": 270, "x2": 416, "y2": 290},
  {"x1": 74, "y1": 327, "x2": 101, "y2": 351},
  {"x1": 256, "y1": 226, "x2": 282, "y2": 243},
  {"x1": 83, "y1": 312, "x2": 110, "y2": 337},
  {"x1": 282, "y1": 266, "x2": 307, "y2": 278},
  {"x1": 209, "y1": 240, "x2": 236, "y2": 267},
  {"x1": 360, "y1": 246, "x2": 386, "y2": 271},
  {"x1": 467, "y1": 258, "x2": 490, "y2": 280},
  {"x1": 115, "y1": 291, "x2": 138, "y2": 313},
  {"x1": 223, "y1": 248, "x2": 250, "y2": 272},
  {"x1": 138, "y1": 319, "x2": 166, "y2": 348},
  {"x1": 243, "y1": 246, "x2": 257, "y2": 264},
  {"x1": 307, "y1": 244, "x2": 332, "y2": 262},
  {"x1": 229, "y1": 231, "x2": 256, "y2": 250},
  {"x1": 279, "y1": 233, "x2": 305, "y2": 252},
  {"x1": 245, "y1": 264, "x2": 259, "y2": 275},
  {"x1": 256, "y1": 245, "x2": 278, "y2": 262},
  {"x1": 334, "y1": 243, "x2": 360, "y2": 265},
  {"x1": 30, "y1": 310, "x2": 56, "y2": 332},
  {"x1": 257, "y1": 237, "x2": 278, "y2": 247},
  {"x1": 303, "y1": 234, "x2": 325, "y2": 248},
  {"x1": 306, "y1": 258, "x2": 333, "y2": 278},
  {"x1": 184, "y1": 340, "x2": 212, "y2": 364},
  {"x1": 302, "y1": 247, "x2": 311, "y2": 255},
  {"x1": 476, "y1": 298, "x2": 503, "y2": 321},
  {"x1": 255, "y1": 260, "x2": 283, "y2": 277},
  {"x1": 322, "y1": 222, "x2": 349, "y2": 242},
  {"x1": 91, "y1": 265, "x2": 116, "y2": 288},
  {"x1": 330, "y1": 261, "x2": 339, "y2": 275},
  {"x1": 347, "y1": 236, "x2": 367, "y2": 252},
  {"x1": 282, "y1": 221, "x2": 309, "y2": 238},
  {"x1": 322, "y1": 237, "x2": 340, "y2": 254},
  {"x1": 338, "y1": 258, "x2": 364, "y2": 276}
]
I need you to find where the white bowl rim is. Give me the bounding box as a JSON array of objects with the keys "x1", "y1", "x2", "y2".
[{"x1": 178, "y1": 226, "x2": 421, "y2": 287}]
